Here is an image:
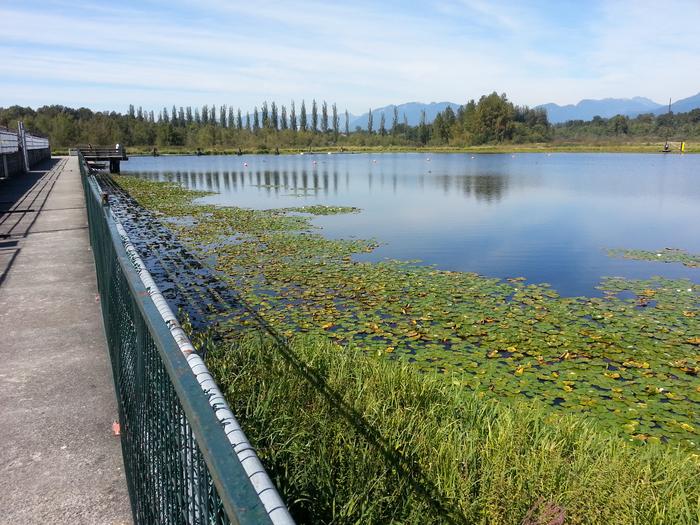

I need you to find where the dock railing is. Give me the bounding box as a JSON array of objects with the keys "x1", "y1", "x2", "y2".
[
  {"x1": 79, "y1": 154, "x2": 292, "y2": 524},
  {"x1": 0, "y1": 124, "x2": 51, "y2": 178}
]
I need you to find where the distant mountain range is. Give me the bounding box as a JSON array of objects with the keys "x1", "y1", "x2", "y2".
[
  {"x1": 536, "y1": 92, "x2": 700, "y2": 123},
  {"x1": 347, "y1": 92, "x2": 700, "y2": 128},
  {"x1": 349, "y1": 102, "x2": 460, "y2": 130}
]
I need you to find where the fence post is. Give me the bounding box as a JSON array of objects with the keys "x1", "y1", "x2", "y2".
[{"x1": 17, "y1": 121, "x2": 30, "y2": 173}]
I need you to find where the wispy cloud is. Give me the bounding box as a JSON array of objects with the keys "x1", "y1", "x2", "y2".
[{"x1": 1, "y1": 0, "x2": 698, "y2": 112}]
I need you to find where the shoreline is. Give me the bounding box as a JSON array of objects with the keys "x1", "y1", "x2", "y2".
[{"x1": 55, "y1": 142, "x2": 698, "y2": 157}]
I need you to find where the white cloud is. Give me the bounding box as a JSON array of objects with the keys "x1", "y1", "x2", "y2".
[{"x1": 1, "y1": 0, "x2": 698, "y2": 111}]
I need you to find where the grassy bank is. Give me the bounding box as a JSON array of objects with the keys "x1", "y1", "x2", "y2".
[
  {"x1": 115, "y1": 172, "x2": 700, "y2": 522},
  {"x1": 206, "y1": 332, "x2": 699, "y2": 524},
  {"x1": 55, "y1": 141, "x2": 699, "y2": 156},
  {"x1": 117, "y1": 175, "x2": 700, "y2": 449}
]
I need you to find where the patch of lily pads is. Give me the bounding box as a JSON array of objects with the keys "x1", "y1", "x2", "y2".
[
  {"x1": 117, "y1": 175, "x2": 700, "y2": 449},
  {"x1": 609, "y1": 247, "x2": 700, "y2": 268}
]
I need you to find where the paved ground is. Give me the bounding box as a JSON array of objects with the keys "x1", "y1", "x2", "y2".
[{"x1": 0, "y1": 157, "x2": 132, "y2": 524}]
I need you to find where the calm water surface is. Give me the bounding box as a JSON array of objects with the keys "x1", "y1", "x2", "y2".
[{"x1": 123, "y1": 153, "x2": 700, "y2": 296}]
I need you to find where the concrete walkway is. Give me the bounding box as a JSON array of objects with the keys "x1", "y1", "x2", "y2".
[{"x1": 0, "y1": 157, "x2": 132, "y2": 524}]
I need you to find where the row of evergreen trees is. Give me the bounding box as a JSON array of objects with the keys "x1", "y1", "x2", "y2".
[
  {"x1": 135, "y1": 100, "x2": 353, "y2": 136},
  {"x1": 0, "y1": 93, "x2": 570, "y2": 149}
]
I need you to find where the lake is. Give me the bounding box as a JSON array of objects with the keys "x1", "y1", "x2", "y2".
[{"x1": 122, "y1": 152, "x2": 700, "y2": 297}]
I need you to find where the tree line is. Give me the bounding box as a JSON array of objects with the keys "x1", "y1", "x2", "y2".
[
  {"x1": 2, "y1": 92, "x2": 696, "y2": 151},
  {"x1": 553, "y1": 109, "x2": 700, "y2": 141},
  {"x1": 0, "y1": 93, "x2": 551, "y2": 150}
]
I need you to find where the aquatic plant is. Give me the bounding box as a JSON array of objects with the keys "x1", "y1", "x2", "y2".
[
  {"x1": 207, "y1": 332, "x2": 700, "y2": 524},
  {"x1": 608, "y1": 247, "x2": 700, "y2": 268},
  {"x1": 116, "y1": 175, "x2": 700, "y2": 449}
]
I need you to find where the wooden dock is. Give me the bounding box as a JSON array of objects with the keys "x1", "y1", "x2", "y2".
[{"x1": 74, "y1": 146, "x2": 128, "y2": 173}]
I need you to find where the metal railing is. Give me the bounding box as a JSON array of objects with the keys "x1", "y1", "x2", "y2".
[
  {"x1": 79, "y1": 155, "x2": 284, "y2": 525},
  {"x1": 75, "y1": 144, "x2": 128, "y2": 159}
]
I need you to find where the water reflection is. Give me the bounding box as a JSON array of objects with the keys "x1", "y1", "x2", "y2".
[
  {"x1": 124, "y1": 153, "x2": 700, "y2": 296},
  {"x1": 145, "y1": 167, "x2": 513, "y2": 203}
]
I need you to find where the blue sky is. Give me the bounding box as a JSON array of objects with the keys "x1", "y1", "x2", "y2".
[{"x1": 1, "y1": 0, "x2": 699, "y2": 114}]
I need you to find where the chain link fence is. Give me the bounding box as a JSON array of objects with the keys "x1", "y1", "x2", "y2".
[{"x1": 80, "y1": 155, "x2": 286, "y2": 525}]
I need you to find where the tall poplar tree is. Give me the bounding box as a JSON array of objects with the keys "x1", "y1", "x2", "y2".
[
  {"x1": 311, "y1": 99, "x2": 318, "y2": 132},
  {"x1": 271, "y1": 102, "x2": 278, "y2": 130},
  {"x1": 332, "y1": 103, "x2": 339, "y2": 140},
  {"x1": 253, "y1": 107, "x2": 260, "y2": 132},
  {"x1": 245, "y1": 112, "x2": 251, "y2": 131},
  {"x1": 186, "y1": 106, "x2": 193, "y2": 124},
  {"x1": 261, "y1": 102, "x2": 269, "y2": 129},
  {"x1": 367, "y1": 109, "x2": 373, "y2": 134},
  {"x1": 300, "y1": 100, "x2": 307, "y2": 131},
  {"x1": 321, "y1": 101, "x2": 329, "y2": 133},
  {"x1": 379, "y1": 112, "x2": 386, "y2": 135},
  {"x1": 419, "y1": 110, "x2": 429, "y2": 144},
  {"x1": 290, "y1": 101, "x2": 297, "y2": 131},
  {"x1": 280, "y1": 105, "x2": 288, "y2": 130},
  {"x1": 202, "y1": 105, "x2": 209, "y2": 125},
  {"x1": 220, "y1": 105, "x2": 227, "y2": 127},
  {"x1": 345, "y1": 109, "x2": 349, "y2": 135},
  {"x1": 392, "y1": 106, "x2": 399, "y2": 135},
  {"x1": 237, "y1": 109, "x2": 243, "y2": 130}
]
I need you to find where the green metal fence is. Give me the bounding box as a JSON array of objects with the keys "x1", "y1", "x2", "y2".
[{"x1": 79, "y1": 156, "x2": 275, "y2": 525}]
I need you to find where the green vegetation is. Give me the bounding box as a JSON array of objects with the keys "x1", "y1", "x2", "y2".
[
  {"x1": 117, "y1": 174, "x2": 700, "y2": 523},
  {"x1": 4, "y1": 92, "x2": 699, "y2": 153},
  {"x1": 609, "y1": 248, "x2": 700, "y2": 268},
  {"x1": 555, "y1": 110, "x2": 700, "y2": 143},
  {"x1": 117, "y1": 176, "x2": 700, "y2": 451},
  {"x1": 202, "y1": 332, "x2": 700, "y2": 524},
  {"x1": 1, "y1": 93, "x2": 548, "y2": 151}
]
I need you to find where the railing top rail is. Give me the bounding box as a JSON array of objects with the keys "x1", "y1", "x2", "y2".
[
  {"x1": 0, "y1": 129, "x2": 19, "y2": 154},
  {"x1": 25, "y1": 135, "x2": 50, "y2": 150},
  {"x1": 76, "y1": 146, "x2": 126, "y2": 159},
  {"x1": 81, "y1": 161, "x2": 283, "y2": 524}
]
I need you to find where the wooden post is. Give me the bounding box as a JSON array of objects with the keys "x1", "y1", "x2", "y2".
[{"x1": 17, "y1": 121, "x2": 30, "y2": 173}]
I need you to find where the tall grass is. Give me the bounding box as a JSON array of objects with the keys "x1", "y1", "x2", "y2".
[{"x1": 206, "y1": 333, "x2": 699, "y2": 524}]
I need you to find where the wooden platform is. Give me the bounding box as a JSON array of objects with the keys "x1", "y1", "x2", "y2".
[{"x1": 74, "y1": 146, "x2": 128, "y2": 173}]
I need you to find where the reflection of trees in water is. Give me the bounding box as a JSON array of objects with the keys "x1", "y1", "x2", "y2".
[
  {"x1": 431, "y1": 173, "x2": 510, "y2": 202},
  {"x1": 148, "y1": 169, "x2": 345, "y2": 196},
  {"x1": 143, "y1": 169, "x2": 510, "y2": 202}
]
